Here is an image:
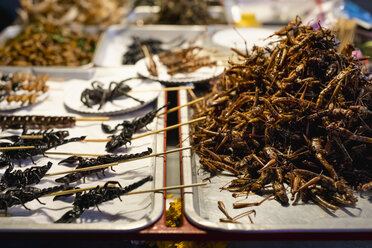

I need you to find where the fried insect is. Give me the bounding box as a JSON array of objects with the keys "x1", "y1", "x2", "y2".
[
  {"x1": 0, "y1": 136, "x2": 86, "y2": 168},
  {"x1": 0, "y1": 115, "x2": 76, "y2": 130},
  {"x1": 55, "y1": 147, "x2": 152, "y2": 183},
  {"x1": 0, "y1": 162, "x2": 52, "y2": 191},
  {"x1": 55, "y1": 175, "x2": 153, "y2": 223},
  {"x1": 191, "y1": 18, "x2": 372, "y2": 211},
  {"x1": 81, "y1": 79, "x2": 144, "y2": 110},
  {"x1": 1, "y1": 130, "x2": 69, "y2": 146},
  {"x1": 104, "y1": 104, "x2": 168, "y2": 152},
  {"x1": 102, "y1": 104, "x2": 168, "y2": 134},
  {"x1": 122, "y1": 37, "x2": 166, "y2": 65},
  {"x1": 0, "y1": 184, "x2": 69, "y2": 214},
  {"x1": 157, "y1": 46, "x2": 217, "y2": 75}
]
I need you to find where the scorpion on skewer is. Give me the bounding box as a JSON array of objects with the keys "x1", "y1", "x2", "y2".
[
  {"x1": 81, "y1": 79, "x2": 144, "y2": 110},
  {"x1": 0, "y1": 184, "x2": 71, "y2": 215},
  {"x1": 103, "y1": 104, "x2": 168, "y2": 152},
  {"x1": 55, "y1": 175, "x2": 153, "y2": 223},
  {"x1": 0, "y1": 129, "x2": 70, "y2": 146},
  {"x1": 0, "y1": 136, "x2": 86, "y2": 168},
  {"x1": 55, "y1": 148, "x2": 153, "y2": 184},
  {"x1": 0, "y1": 162, "x2": 52, "y2": 191}
]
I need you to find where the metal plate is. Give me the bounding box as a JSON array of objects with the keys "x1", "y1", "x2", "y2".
[
  {"x1": 0, "y1": 25, "x2": 99, "y2": 80},
  {"x1": 179, "y1": 89, "x2": 372, "y2": 232},
  {"x1": 93, "y1": 25, "x2": 208, "y2": 67},
  {"x1": 126, "y1": 5, "x2": 227, "y2": 25},
  {"x1": 0, "y1": 68, "x2": 165, "y2": 232}
]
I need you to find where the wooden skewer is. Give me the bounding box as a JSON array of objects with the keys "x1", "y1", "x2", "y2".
[
  {"x1": 128, "y1": 86, "x2": 194, "y2": 94},
  {"x1": 156, "y1": 96, "x2": 205, "y2": 117},
  {"x1": 75, "y1": 117, "x2": 110, "y2": 121},
  {"x1": 45, "y1": 146, "x2": 191, "y2": 176},
  {"x1": 42, "y1": 181, "x2": 207, "y2": 198},
  {"x1": 0, "y1": 146, "x2": 35, "y2": 151},
  {"x1": 83, "y1": 117, "x2": 206, "y2": 143},
  {"x1": 131, "y1": 117, "x2": 205, "y2": 141},
  {"x1": 0, "y1": 135, "x2": 44, "y2": 139}
]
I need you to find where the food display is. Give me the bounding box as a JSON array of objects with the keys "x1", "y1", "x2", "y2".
[
  {"x1": 0, "y1": 0, "x2": 371, "y2": 238},
  {"x1": 122, "y1": 36, "x2": 166, "y2": 65},
  {"x1": 80, "y1": 79, "x2": 144, "y2": 110},
  {"x1": 19, "y1": 0, "x2": 128, "y2": 27},
  {"x1": 0, "y1": 72, "x2": 49, "y2": 109},
  {"x1": 133, "y1": 0, "x2": 226, "y2": 25},
  {"x1": 0, "y1": 23, "x2": 98, "y2": 66},
  {"x1": 190, "y1": 18, "x2": 372, "y2": 213}
]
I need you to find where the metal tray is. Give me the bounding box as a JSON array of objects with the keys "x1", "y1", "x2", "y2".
[
  {"x1": 0, "y1": 25, "x2": 99, "y2": 79},
  {"x1": 93, "y1": 25, "x2": 208, "y2": 67},
  {"x1": 179, "y1": 89, "x2": 372, "y2": 232},
  {"x1": 126, "y1": 5, "x2": 228, "y2": 25},
  {"x1": 0, "y1": 68, "x2": 165, "y2": 232}
]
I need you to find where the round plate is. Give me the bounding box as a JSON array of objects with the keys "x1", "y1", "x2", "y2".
[
  {"x1": 64, "y1": 79, "x2": 162, "y2": 116},
  {"x1": 0, "y1": 91, "x2": 49, "y2": 111},
  {"x1": 135, "y1": 55, "x2": 225, "y2": 84},
  {"x1": 212, "y1": 27, "x2": 277, "y2": 52}
]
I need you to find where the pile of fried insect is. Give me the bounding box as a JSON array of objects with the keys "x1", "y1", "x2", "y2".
[
  {"x1": 0, "y1": 104, "x2": 167, "y2": 223},
  {"x1": 191, "y1": 18, "x2": 372, "y2": 219}
]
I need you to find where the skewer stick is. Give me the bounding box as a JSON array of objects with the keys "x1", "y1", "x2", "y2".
[
  {"x1": 0, "y1": 146, "x2": 35, "y2": 151},
  {"x1": 131, "y1": 116, "x2": 206, "y2": 140},
  {"x1": 156, "y1": 96, "x2": 205, "y2": 117},
  {"x1": 45, "y1": 146, "x2": 191, "y2": 176},
  {"x1": 45, "y1": 151, "x2": 106, "y2": 156},
  {"x1": 75, "y1": 117, "x2": 110, "y2": 121},
  {"x1": 42, "y1": 181, "x2": 207, "y2": 198},
  {"x1": 83, "y1": 117, "x2": 206, "y2": 143},
  {"x1": 0, "y1": 135, "x2": 44, "y2": 139},
  {"x1": 128, "y1": 86, "x2": 194, "y2": 93}
]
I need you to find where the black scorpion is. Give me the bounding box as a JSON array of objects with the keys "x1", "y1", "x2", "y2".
[
  {"x1": 103, "y1": 104, "x2": 168, "y2": 152},
  {"x1": 55, "y1": 148, "x2": 153, "y2": 183},
  {"x1": 0, "y1": 136, "x2": 86, "y2": 168},
  {"x1": 81, "y1": 79, "x2": 144, "y2": 110},
  {"x1": 102, "y1": 104, "x2": 168, "y2": 134},
  {"x1": 0, "y1": 184, "x2": 70, "y2": 214},
  {"x1": 0, "y1": 130, "x2": 69, "y2": 146},
  {"x1": 0, "y1": 162, "x2": 52, "y2": 191},
  {"x1": 55, "y1": 175, "x2": 153, "y2": 223}
]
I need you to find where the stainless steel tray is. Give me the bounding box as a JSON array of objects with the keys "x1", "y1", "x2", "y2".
[
  {"x1": 0, "y1": 25, "x2": 99, "y2": 79},
  {"x1": 93, "y1": 25, "x2": 208, "y2": 67},
  {"x1": 179, "y1": 89, "x2": 372, "y2": 232},
  {"x1": 0, "y1": 69, "x2": 165, "y2": 232},
  {"x1": 126, "y1": 5, "x2": 228, "y2": 25}
]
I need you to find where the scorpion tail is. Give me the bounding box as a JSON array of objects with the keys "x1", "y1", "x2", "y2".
[
  {"x1": 101, "y1": 123, "x2": 116, "y2": 134},
  {"x1": 120, "y1": 175, "x2": 153, "y2": 195}
]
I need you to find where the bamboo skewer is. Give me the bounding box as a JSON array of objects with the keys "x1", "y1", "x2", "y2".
[
  {"x1": 75, "y1": 117, "x2": 110, "y2": 121},
  {"x1": 42, "y1": 181, "x2": 207, "y2": 198},
  {"x1": 128, "y1": 86, "x2": 194, "y2": 94},
  {"x1": 83, "y1": 117, "x2": 206, "y2": 143},
  {"x1": 45, "y1": 146, "x2": 191, "y2": 176},
  {"x1": 0, "y1": 146, "x2": 35, "y2": 151},
  {"x1": 156, "y1": 96, "x2": 205, "y2": 117},
  {"x1": 0, "y1": 135, "x2": 44, "y2": 139}
]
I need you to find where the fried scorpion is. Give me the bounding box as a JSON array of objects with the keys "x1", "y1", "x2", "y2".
[
  {"x1": 55, "y1": 175, "x2": 153, "y2": 223},
  {"x1": 104, "y1": 104, "x2": 168, "y2": 152},
  {"x1": 0, "y1": 162, "x2": 52, "y2": 191},
  {"x1": 81, "y1": 79, "x2": 144, "y2": 110},
  {"x1": 55, "y1": 148, "x2": 153, "y2": 183}
]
